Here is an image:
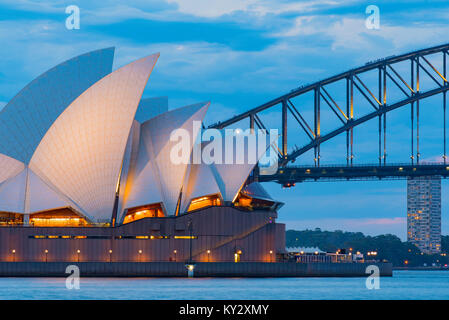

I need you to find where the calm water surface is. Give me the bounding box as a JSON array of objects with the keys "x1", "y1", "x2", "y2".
[{"x1": 0, "y1": 270, "x2": 447, "y2": 300}]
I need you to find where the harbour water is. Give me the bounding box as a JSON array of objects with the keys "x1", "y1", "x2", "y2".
[{"x1": 0, "y1": 270, "x2": 447, "y2": 300}]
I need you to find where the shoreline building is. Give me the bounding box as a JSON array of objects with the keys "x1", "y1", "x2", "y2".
[
  {"x1": 407, "y1": 176, "x2": 441, "y2": 254},
  {"x1": 0, "y1": 48, "x2": 285, "y2": 263}
]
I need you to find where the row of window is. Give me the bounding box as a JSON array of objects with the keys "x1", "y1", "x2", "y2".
[{"x1": 29, "y1": 235, "x2": 198, "y2": 240}]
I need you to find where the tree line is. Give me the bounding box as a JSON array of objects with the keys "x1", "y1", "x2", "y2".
[{"x1": 286, "y1": 229, "x2": 449, "y2": 267}]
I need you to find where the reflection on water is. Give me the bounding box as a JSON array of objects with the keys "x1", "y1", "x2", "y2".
[{"x1": 0, "y1": 271, "x2": 447, "y2": 300}]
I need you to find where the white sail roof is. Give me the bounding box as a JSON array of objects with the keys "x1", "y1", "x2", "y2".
[
  {"x1": 116, "y1": 120, "x2": 142, "y2": 222},
  {"x1": 26, "y1": 169, "x2": 79, "y2": 214},
  {"x1": 0, "y1": 166, "x2": 83, "y2": 215},
  {"x1": 240, "y1": 182, "x2": 274, "y2": 201},
  {"x1": 181, "y1": 152, "x2": 221, "y2": 212},
  {"x1": 146, "y1": 102, "x2": 209, "y2": 215},
  {"x1": 119, "y1": 125, "x2": 165, "y2": 220},
  {"x1": 0, "y1": 48, "x2": 115, "y2": 164},
  {"x1": 121, "y1": 102, "x2": 210, "y2": 216},
  {"x1": 210, "y1": 130, "x2": 272, "y2": 202},
  {"x1": 0, "y1": 169, "x2": 27, "y2": 213},
  {"x1": 29, "y1": 53, "x2": 159, "y2": 222},
  {"x1": 0, "y1": 153, "x2": 25, "y2": 185},
  {"x1": 0, "y1": 48, "x2": 280, "y2": 222}
]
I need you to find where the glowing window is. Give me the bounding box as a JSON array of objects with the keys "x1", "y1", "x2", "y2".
[
  {"x1": 123, "y1": 203, "x2": 165, "y2": 224},
  {"x1": 187, "y1": 195, "x2": 221, "y2": 212},
  {"x1": 174, "y1": 236, "x2": 198, "y2": 239},
  {"x1": 30, "y1": 208, "x2": 87, "y2": 227}
]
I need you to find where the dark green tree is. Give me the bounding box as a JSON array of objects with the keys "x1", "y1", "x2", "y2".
[{"x1": 286, "y1": 229, "x2": 449, "y2": 267}]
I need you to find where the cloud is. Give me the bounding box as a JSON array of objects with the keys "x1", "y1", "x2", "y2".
[
  {"x1": 164, "y1": 0, "x2": 346, "y2": 19},
  {"x1": 274, "y1": 14, "x2": 449, "y2": 54},
  {"x1": 165, "y1": 0, "x2": 257, "y2": 18},
  {"x1": 0, "y1": 14, "x2": 322, "y2": 100},
  {"x1": 0, "y1": 1, "x2": 179, "y2": 25},
  {"x1": 93, "y1": 39, "x2": 327, "y2": 100},
  {"x1": 82, "y1": 4, "x2": 172, "y2": 25},
  {"x1": 0, "y1": 0, "x2": 353, "y2": 26},
  {"x1": 0, "y1": 0, "x2": 62, "y2": 14},
  {"x1": 330, "y1": 18, "x2": 449, "y2": 52},
  {"x1": 0, "y1": 19, "x2": 117, "y2": 98}
]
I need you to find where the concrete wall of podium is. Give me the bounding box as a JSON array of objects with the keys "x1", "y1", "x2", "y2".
[
  {"x1": 0, "y1": 207, "x2": 285, "y2": 263},
  {"x1": 0, "y1": 205, "x2": 393, "y2": 277},
  {"x1": 0, "y1": 262, "x2": 392, "y2": 277}
]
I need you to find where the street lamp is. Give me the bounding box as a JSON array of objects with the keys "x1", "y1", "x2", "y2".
[
  {"x1": 12, "y1": 249, "x2": 15, "y2": 262},
  {"x1": 234, "y1": 250, "x2": 242, "y2": 263},
  {"x1": 109, "y1": 249, "x2": 112, "y2": 262},
  {"x1": 77, "y1": 249, "x2": 80, "y2": 262},
  {"x1": 185, "y1": 263, "x2": 195, "y2": 278},
  {"x1": 138, "y1": 249, "x2": 142, "y2": 262},
  {"x1": 44, "y1": 249, "x2": 48, "y2": 262},
  {"x1": 207, "y1": 249, "x2": 211, "y2": 262},
  {"x1": 269, "y1": 250, "x2": 273, "y2": 262},
  {"x1": 173, "y1": 250, "x2": 177, "y2": 262}
]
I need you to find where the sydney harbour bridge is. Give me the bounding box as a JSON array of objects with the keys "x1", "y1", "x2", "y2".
[{"x1": 209, "y1": 43, "x2": 449, "y2": 187}]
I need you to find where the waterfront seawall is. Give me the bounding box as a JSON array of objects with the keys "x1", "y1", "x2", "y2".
[{"x1": 0, "y1": 262, "x2": 392, "y2": 277}]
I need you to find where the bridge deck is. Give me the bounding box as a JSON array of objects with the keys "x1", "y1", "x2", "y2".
[{"x1": 258, "y1": 163, "x2": 449, "y2": 184}]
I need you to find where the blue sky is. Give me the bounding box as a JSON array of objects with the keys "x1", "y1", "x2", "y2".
[{"x1": 1, "y1": 0, "x2": 449, "y2": 239}]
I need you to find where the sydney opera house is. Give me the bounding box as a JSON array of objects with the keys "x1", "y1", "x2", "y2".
[{"x1": 0, "y1": 48, "x2": 285, "y2": 263}]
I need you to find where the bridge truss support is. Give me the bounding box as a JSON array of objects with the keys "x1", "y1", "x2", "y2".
[{"x1": 209, "y1": 44, "x2": 449, "y2": 185}]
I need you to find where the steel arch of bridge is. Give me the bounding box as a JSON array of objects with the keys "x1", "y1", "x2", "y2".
[{"x1": 209, "y1": 43, "x2": 449, "y2": 183}]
